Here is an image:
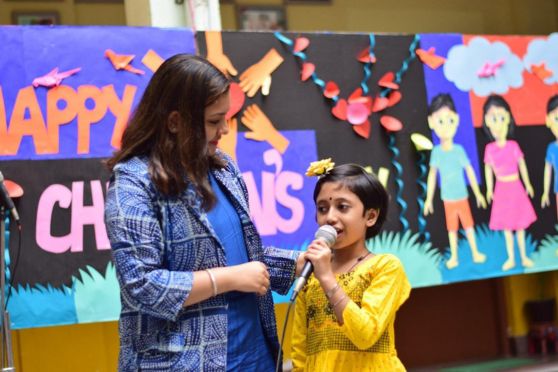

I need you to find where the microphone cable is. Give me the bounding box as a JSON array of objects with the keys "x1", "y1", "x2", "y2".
[
  {"x1": 5, "y1": 221, "x2": 22, "y2": 310},
  {"x1": 275, "y1": 298, "x2": 295, "y2": 372}
]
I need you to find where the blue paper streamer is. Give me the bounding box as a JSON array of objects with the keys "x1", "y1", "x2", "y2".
[
  {"x1": 359, "y1": 34, "x2": 376, "y2": 95},
  {"x1": 416, "y1": 152, "x2": 430, "y2": 241},
  {"x1": 380, "y1": 34, "x2": 421, "y2": 98},
  {"x1": 389, "y1": 133, "x2": 409, "y2": 231},
  {"x1": 274, "y1": 32, "x2": 334, "y2": 102}
]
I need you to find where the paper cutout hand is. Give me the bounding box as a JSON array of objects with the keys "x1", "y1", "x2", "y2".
[
  {"x1": 542, "y1": 192, "x2": 550, "y2": 208},
  {"x1": 486, "y1": 189, "x2": 493, "y2": 204},
  {"x1": 208, "y1": 52, "x2": 238, "y2": 77},
  {"x1": 218, "y1": 118, "x2": 238, "y2": 162},
  {"x1": 241, "y1": 104, "x2": 289, "y2": 154},
  {"x1": 206, "y1": 31, "x2": 238, "y2": 77},
  {"x1": 239, "y1": 48, "x2": 283, "y2": 97}
]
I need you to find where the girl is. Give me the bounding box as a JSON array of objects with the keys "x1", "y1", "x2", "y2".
[
  {"x1": 482, "y1": 95, "x2": 536, "y2": 271},
  {"x1": 292, "y1": 161, "x2": 411, "y2": 371}
]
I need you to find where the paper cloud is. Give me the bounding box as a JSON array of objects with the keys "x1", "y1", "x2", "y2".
[
  {"x1": 523, "y1": 32, "x2": 558, "y2": 85},
  {"x1": 444, "y1": 37, "x2": 524, "y2": 97}
]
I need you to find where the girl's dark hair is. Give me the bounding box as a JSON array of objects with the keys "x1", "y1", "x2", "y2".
[
  {"x1": 106, "y1": 54, "x2": 230, "y2": 210},
  {"x1": 428, "y1": 93, "x2": 456, "y2": 116},
  {"x1": 313, "y1": 164, "x2": 389, "y2": 239},
  {"x1": 482, "y1": 95, "x2": 516, "y2": 141},
  {"x1": 548, "y1": 94, "x2": 558, "y2": 114}
]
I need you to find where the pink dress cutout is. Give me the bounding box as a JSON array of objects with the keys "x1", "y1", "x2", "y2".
[{"x1": 484, "y1": 140, "x2": 537, "y2": 230}]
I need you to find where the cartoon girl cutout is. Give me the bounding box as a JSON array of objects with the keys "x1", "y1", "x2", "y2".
[{"x1": 483, "y1": 95, "x2": 536, "y2": 271}]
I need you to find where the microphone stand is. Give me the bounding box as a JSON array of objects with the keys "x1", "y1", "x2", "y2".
[{"x1": 0, "y1": 208, "x2": 15, "y2": 371}]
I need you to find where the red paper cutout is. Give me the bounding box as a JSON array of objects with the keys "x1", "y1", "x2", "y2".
[
  {"x1": 293, "y1": 37, "x2": 310, "y2": 53},
  {"x1": 532, "y1": 63, "x2": 553, "y2": 81},
  {"x1": 32, "y1": 67, "x2": 81, "y2": 89},
  {"x1": 378, "y1": 72, "x2": 399, "y2": 90},
  {"x1": 352, "y1": 119, "x2": 370, "y2": 139},
  {"x1": 301, "y1": 63, "x2": 315, "y2": 81},
  {"x1": 387, "y1": 91, "x2": 402, "y2": 107},
  {"x1": 324, "y1": 81, "x2": 340, "y2": 98},
  {"x1": 380, "y1": 115, "x2": 403, "y2": 132},
  {"x1": 4, "y1": 180, "x2": 23, "y2": 198},
  {"x1": 331, "y1": 99, "x2": 348, "y2": 120},
  {"x1": 416, "y1": 47, "x2": 446, "y2": 69},
  {"x1": 372, "y1": 96, "x2": 389, "y2": 112},
  {"x1": 226, "y1": 82, "x2": 245, "y2": 120},
  {"x1": 357, "y1": 47, "x2": 377, "y2": 63},
  {"x1": 350, "y1": 96, "x2": 372, "y2": 112},
  {"x1": 348, "y1": 88, "x2": 363, "y2": 102}
]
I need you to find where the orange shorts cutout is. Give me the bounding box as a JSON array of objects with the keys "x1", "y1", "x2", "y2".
[{"x1": 443, "y1": 198, "x2": 474, "y2": 232}]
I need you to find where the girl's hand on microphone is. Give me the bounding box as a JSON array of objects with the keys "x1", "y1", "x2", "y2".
[{"x1": 305, "y1": 239, "x2": 333, "y2": 282}]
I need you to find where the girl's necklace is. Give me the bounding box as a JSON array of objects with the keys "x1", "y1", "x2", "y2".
[{"x1": 335, "y1": 251, "x2": 371, "y2": 274}]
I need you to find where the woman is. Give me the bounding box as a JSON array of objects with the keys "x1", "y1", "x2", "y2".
[
  {"x1": 482, "y1": 95, "x2": 536, "y2": 271},
  {"x1": 104, "y1": 54, "x2": 301, "y2": 371}
]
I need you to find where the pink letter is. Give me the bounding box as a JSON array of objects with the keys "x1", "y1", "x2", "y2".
[
  {"x1": 71, "y1": 180, "x2": 110, "y2": 252},
  {"x1": 36, "y1": 184, "x2": 72, "y2": 253}
]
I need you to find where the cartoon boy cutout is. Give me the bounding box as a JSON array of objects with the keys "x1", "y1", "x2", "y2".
[
  {"x1": 424, "y1": 94, "x2": 487, "y2": 269},
  {"x1": 541, "y1": 95, "x2": 558, "y2": 219}
]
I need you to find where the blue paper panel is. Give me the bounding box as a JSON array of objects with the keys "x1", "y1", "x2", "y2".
[
  {"x1": 0, "y1": 26, "x2": 195, "y2": 160},
  {"x1": 236, "y1": 130, "x2": 319, "y2": 251},
  {"x1": 419, "y1": 34, "x2": 481, "y2": 183}
]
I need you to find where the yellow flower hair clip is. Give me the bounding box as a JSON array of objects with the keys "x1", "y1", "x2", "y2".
[{"x1": 305, "y1": 158, "x2": 335, "y2": 177}]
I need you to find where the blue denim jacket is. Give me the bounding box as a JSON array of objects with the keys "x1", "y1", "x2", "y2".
[{"x1": 105, "y1": 151, "x2": 298, "y2": 371}]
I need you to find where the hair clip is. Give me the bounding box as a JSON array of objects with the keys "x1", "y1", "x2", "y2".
[{"x1": 305, "y1": 158, "x2": 335, "y2": 177}]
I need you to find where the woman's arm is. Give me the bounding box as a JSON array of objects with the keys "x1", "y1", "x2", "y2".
[
  {"x1": 184, "y1": 262, "x2": 270, "y2": 306},
  {"x1": 106, "y1": 165, "x2": 271, "y2": 319},
  {"x1": 262, "y1": 246, "x2": 301, "y2": 295},
  {"x1": 485, "y1": 164, "x2": 494, "y2": 203}
]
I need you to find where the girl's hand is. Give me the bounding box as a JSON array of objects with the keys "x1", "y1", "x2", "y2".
[
  {"x1": 232, "y1": 261, "x2": 270, "y2": 296},
  {"x1": 486, "y1": 189, "x2": 493, "y2": 204},
  {"x1": 295, "y1": 252, "x2": 308, "y2": 277},
  {"x1": 305, "y1": 239, "x2": 333, "y2": 283}
]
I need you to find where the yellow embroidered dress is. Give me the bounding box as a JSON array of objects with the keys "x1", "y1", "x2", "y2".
[{"x1": 291, "y1": 253, "x2": 411, "y2": 371}]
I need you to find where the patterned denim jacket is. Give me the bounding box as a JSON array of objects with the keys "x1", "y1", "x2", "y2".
[{"x1": 105, "y1": 151, "x2": 299, "y2": 371}]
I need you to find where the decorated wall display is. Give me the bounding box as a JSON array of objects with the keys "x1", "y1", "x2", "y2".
[{"x1": 1, "y1": 27, "x2": 558, "y2": 329}]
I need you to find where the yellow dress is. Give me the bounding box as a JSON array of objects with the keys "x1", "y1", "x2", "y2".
[{"x1": 291, "y1": 253, "x2": 411, "y2": 371}]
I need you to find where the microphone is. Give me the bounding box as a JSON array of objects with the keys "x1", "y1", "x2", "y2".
[
  {"x1": 0, "y1": 172, "x2": 20, "y2": 227},
  {"x1": 290, "y1": 225, "x2": 337, "y2": 301}
]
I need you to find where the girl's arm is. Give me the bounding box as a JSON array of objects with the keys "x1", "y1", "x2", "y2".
[
  {"x1": 291, "y1": 289, "x2": 308, "y2": 372},
  {"x1": 519, "y1": 157, "x2": 534, "y2": 197},
  {"x1": 338, "y1": 255, "x2": 411, "y2": 350},
  {"x1": 542, "y1": 162, "x2": 552, "y2": 207},
  {"x1": 484, "y1": 164, "x2": 494, "y2": 203}
]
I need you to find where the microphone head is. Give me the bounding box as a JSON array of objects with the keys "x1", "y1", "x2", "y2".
[{"x1": 315, "y1": 225, "x2": 337, "y2": 248}]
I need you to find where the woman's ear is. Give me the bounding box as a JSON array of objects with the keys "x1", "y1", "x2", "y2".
[
  {"x1": 167, "y1": 111, "x2": 182, "y2": 134},
  {"x1": 365, "y1": 208, "x2": 379, "y2": 227}
]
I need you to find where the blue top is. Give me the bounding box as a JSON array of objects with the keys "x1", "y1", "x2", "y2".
[
  {"x1": 206, "y1": 173, "x2": 275, "y2": 372},
  {"x1": 430, "y1": 144, "x2": 470, "y2": 201},
  {"x1": 546, "y1": 141, "x2": 558, "y2": 193}
]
